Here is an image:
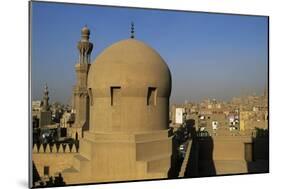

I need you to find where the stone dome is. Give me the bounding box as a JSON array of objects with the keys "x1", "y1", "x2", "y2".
[{"x1": 88, "y1": 38, "x2": 171, "y2": 97}]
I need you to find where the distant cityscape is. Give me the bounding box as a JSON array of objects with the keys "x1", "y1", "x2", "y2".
[
  {"x1": 170, "y1": 90, "x2": 268, "y2": 135},
  {"x1": 33, "y1": 88, "x2": 268, "y2": 139}
]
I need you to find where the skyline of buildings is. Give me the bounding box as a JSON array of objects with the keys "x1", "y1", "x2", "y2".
[{"x1": 33, "y1": 82, "x2": 269, "y2": 107}]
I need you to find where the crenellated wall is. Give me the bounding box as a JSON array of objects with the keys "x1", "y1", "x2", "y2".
[
  {"x1": 32, "y1": 143, "x2": 78, "y2": 153},
  {"x1": 32, "y1": 143, "x2": 78, "y2": 177}
]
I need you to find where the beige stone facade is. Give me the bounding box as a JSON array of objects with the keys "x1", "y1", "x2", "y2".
[{"x1": 62, "y1": 37, "x2": 172, "y2": 184}]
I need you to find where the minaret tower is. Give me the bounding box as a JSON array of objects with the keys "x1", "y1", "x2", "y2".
[
  {"x1": 71, "y1": 25, "x2": 93, "y2": 139},
  {"x1": 39, "y1": 83, "x2": 52, "y2": 127},
  {"x1": 77, "y1": 25, "x2": 93, "y2": 64},
  {"x1": 130, "y1": 22, "x2": 135, "y2": 39},
  {"x1": 42, "y1": 83, "x2": 50, "y2": 111}
]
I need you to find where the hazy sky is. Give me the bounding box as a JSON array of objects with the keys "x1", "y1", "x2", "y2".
[{"x1": 31, "y1": 2, "x2": 268, "y2": 105}]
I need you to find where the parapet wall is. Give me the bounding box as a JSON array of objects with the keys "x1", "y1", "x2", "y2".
[
  {"x1": 33, "y1": 153, "x2": 78, "y2": 177},
  {"x1": 32, "y1": 143, "x2": 79, "y2": 178},
  {"x1": 197, "y1": 135, "x2": 252, "y2": 176},
  {"x1": 32, "y1": 143, "x2": 78, "y2": 153},
  {"x1": 198, "y1": 135, "x2": 252, "y2": 161}
]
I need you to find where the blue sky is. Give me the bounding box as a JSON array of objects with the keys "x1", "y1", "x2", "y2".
[{"x1": 31, "y1": 1, "x2": 268, "y2": 104}]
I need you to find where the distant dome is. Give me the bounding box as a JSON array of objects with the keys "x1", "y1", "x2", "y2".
[{"x1": 88, "y1": 38, "x2": 171, "y2": 97}]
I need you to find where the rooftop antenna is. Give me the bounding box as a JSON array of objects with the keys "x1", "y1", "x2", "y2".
[{"x1": 130, "y1": 22, "x2": 135, "y2": 39}]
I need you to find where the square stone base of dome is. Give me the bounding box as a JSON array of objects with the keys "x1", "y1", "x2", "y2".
[{"x1": 62, "y1": 130, "x2": 172, "y2": 184}]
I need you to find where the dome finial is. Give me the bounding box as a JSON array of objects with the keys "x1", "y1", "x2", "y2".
[{"x1": 130, "y1": 22, "x2": 135, "y2": 39}]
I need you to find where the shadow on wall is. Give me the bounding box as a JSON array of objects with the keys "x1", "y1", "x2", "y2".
[
  {"x1": 183, "y1": 119, "x2": 199, "y2": 177},
  {"x1": 186, "y1": 119, "x2": 196, "y2": 137},
  {"x1": 247, "y1": 128, "x2": 269, "y2": 173},
  {"x1": 197, "y1": 135, "x2": 216, "y2": 176},
  {"x1": 181, "y1": 119, "x2": 216, "y2": 177},
  {"x1": 33, "y1": 173, "x2": 66, "y2": 188},
  {"x1": 168, "y1": 129, "x2": 183, "y2": 178},
  {"x1": 168, "y1": 119, "x2": 203, "y2": 178},
  {"x1": 33, "y1": 161, "x2": 66, "y2": 188},
  {"x1": 81, "y1": 96, "x2": 90, "y2": 137},
  {"x1": 32, "y1": 161, "x2": 40, "y2": 185},
  {"x1": 50, "y1": 173, "x2": 66, "y2": 187},
  {"x1": 194, "y1": 128, "x2": 269, "y2": 176}
]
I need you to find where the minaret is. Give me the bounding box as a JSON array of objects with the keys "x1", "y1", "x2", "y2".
[
  {"x1": 77, "y1": 25, "x2": 93, "y2": 64},
  {"x1": 42, "y1": 83, "x2": 50, "y2": 111},
  {"x1": 130, "y1": 22, "x2": 135, "y2": 39},
  {"x1": 39, "y1": 83, "x2": 52, "y2": 127},
  {"x1": 71, "y1": 25, "x2": 93, "y2": 139}
]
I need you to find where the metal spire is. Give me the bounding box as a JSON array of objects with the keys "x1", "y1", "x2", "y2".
[{"x1": 130, "y1": 22, "x2": 135, "y2": 39}]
